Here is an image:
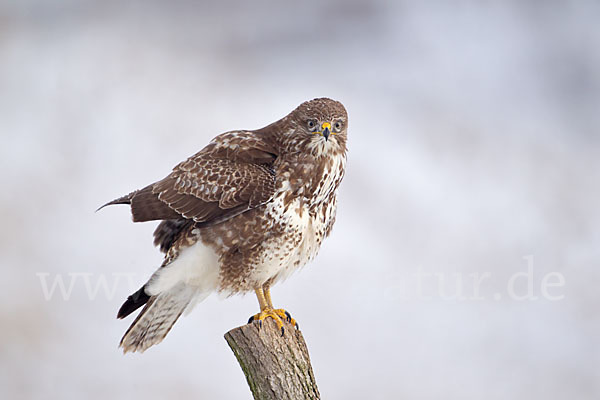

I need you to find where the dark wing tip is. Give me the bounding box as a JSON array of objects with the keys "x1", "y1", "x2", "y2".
[
  {"x1": 117, "y1": 286, "x2": 150, "y2": 319},
  {"x1": 96, "y1": 191, "x2": 137, "y2": 213}
]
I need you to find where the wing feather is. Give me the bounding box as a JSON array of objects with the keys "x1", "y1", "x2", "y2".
[
  {"x1": 101, "y1": 131, "x2": 278, "y2": 228},
  {"x1": 154, "y1": 157, "x2": 276, "y2": 224}
]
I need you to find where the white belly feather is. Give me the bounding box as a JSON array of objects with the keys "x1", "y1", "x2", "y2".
[
  {"x1": 250, "y1": 154, "x2": 344, "y2": 286},
  {"x1": 146, "y1": 237, "x2": 220, "y2": 300}
]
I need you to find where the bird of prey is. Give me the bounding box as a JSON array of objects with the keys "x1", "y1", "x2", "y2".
[{"x1": 100, "y1": 98, "x2": 348, "y2": 353}]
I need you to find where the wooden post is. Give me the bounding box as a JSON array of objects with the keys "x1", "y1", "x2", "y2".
[{"x1": 224, "y1": 319, "x2": 321, "y2": 400}]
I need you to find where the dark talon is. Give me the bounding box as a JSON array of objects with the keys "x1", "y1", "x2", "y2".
[
  {"x1": 247, "y1": 316, "x2": 255, "y2": 324},
  {"x1": 295, "y1": 322, "x2": 299, "y2": 330},
  {"x1": 258, "y1": 320, "x2": 262, "y2": 329},
  {"x1": 285, "y1": 311, "x2": 292, "y2": 322},
  {"x1": 281, "y1": 327, "x2": 285, "y2": 337}
]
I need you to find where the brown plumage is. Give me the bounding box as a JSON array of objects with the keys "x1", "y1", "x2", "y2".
[{"x1": 101, "y1": 98, "x2": 348, "y2": 353}]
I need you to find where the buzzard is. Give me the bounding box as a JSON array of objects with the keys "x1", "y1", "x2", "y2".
[{"x1": 100, "y1": 98, "x2": 348, "y2": 353}]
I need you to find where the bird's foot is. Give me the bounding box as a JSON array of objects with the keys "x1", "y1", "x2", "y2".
[
  {"x1": 273, "y1": 309, "x2": 299, "y2": 329},
  {"x1": 247, "y1": 308, "x2": 299, "y2": 336}
]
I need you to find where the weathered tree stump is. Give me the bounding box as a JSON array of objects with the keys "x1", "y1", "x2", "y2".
[{"x1": 224, "y1": 319, "x2": 320, "y2": 400}]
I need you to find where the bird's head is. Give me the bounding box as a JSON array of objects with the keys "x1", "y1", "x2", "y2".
[
  {"x1": 265, "y1": 98, "x2": 347, "y2": 158},
  {"x1": 293, "y1": 98, "x2": 348, "y2": 157}
]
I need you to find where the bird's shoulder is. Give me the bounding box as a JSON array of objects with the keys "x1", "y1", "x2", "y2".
[{"x1": 191, "y1": 130, "x2": 278, "y2": 165}]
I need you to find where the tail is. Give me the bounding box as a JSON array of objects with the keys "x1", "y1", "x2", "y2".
[{"x1": 119, "y1": 283, "x2": 197, "y2": 353}]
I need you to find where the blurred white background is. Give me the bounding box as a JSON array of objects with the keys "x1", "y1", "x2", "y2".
[{"x1": 1, "y1": 0, "x2": 599, "y2": 399}]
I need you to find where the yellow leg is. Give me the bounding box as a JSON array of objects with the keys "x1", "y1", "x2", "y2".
[
  {"x1": 263, "y1": 286, "x2": 275, "y2": 309},
  {"x1": 255, "y1": 287, "x2": 269, "y2": 311},
  {"x1": 247, "y1": 286, "x2": 299, "y2": 335}
]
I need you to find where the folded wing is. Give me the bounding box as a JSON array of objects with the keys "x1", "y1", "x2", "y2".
[{"x1": 99, "y1": 132, "x2": 277, "y2": 232}]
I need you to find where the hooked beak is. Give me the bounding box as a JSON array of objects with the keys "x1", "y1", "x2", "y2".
[{"x1": 320, "y1": 122, "x2": 331, "y2": 141}]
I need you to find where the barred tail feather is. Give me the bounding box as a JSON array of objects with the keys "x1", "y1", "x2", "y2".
[{"x1": 119, "y1": 284, "x2": 197, "y2": 353}]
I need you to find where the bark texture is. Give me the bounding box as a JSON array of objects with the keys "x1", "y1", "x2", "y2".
[{"x1": 224, "y1": 319, "x2": 320, "y2": 400}]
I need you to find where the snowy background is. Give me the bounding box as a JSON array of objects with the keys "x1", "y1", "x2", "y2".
[{"x1": 1, "y1": 0, "x2": 599, "y2": 399}]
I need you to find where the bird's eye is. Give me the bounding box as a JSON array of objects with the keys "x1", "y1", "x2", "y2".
[
  {"x1": 333, "y1": 121, "x2": 343, "y2": 132},
  {"x1": 307, "y1": 119, "x2": 317, "y2": 132}
]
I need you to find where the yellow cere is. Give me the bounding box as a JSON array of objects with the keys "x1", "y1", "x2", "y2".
[{"x1": 321, "y1": 122, "x2": 331, "y2": 130}]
